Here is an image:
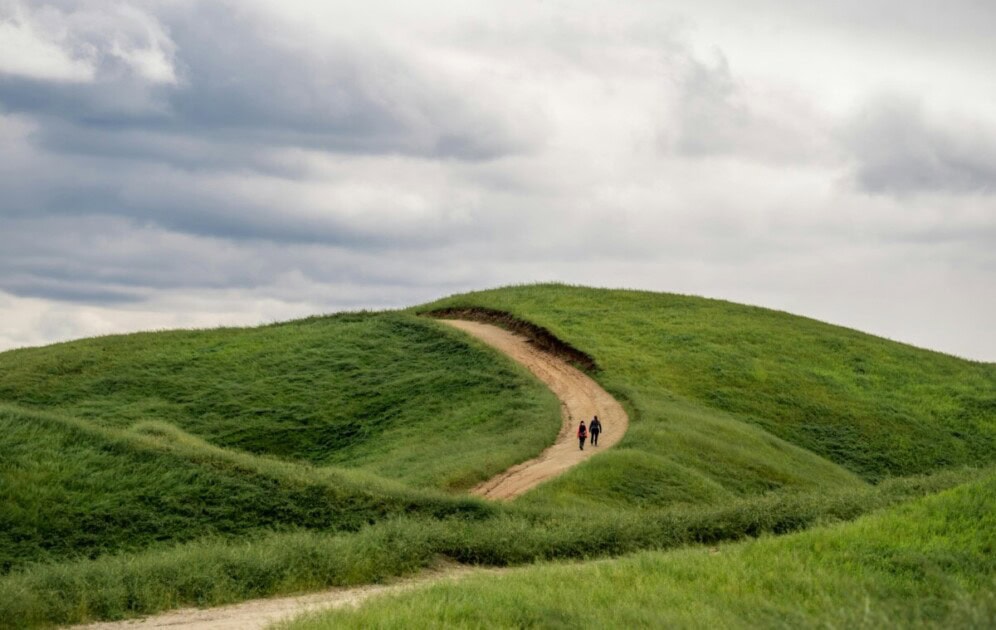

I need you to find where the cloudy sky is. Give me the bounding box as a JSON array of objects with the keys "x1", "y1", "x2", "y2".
[{"x1": 1, "y1": 0, "x2": 994, "y2": 360}]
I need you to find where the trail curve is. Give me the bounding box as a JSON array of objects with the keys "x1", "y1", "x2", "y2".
[{"x1": 440, "y1": 319, "x2": 628, "y2": 500}]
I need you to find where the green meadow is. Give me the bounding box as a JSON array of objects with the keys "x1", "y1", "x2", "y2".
[
  {"x1": 286, "y1": 471, "x2": 996, "y2": 629},
  {"x1": 0, "y1": 284, "x2": 992, "y2": 628},
  {"x1": 0, "y1": 313, "x2": 560, "y2": 491}
]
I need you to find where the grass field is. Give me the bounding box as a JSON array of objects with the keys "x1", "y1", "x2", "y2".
[
  {"x1": 0, "y1": 312, "x2": 560, "y2": 490},
  {"x1": 0, "y1": 284, "x2": 992, "y2": 628},
  {"x1": 285, "y1": 470, "x2": 996, "y2": 629}
]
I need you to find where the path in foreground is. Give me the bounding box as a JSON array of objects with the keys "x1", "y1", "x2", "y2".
[
  {"x1": 440, "y1": 319, "x2": 629, "y2": 499},
  {"x1": 74, "y1": 320, "x2": 627, "y2": 629},
  {"x1": 76, "y1": 565, "x2": 499, "y2": 630}
]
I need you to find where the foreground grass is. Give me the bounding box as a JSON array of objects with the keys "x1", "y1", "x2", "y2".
[
  {"x1": 0, "y1": 312, "x2": 560, "y2": 490},
  {"x1": 0, "y1": 466, "x2": 986, "y2": 629},
  {"x1": 421, "y1": 285, "x2": 996, "y2": 497},
  {"x1": 285, "y1": 472, "x2": 996, "y2": 629}
]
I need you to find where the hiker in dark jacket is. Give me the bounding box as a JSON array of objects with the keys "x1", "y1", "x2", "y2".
[
  {"x1": 589, "y1": 415, "x2": 602, "y2": 446},
  {"x1": 577, "y1": 421, "x2": 587, "y2": 450}
]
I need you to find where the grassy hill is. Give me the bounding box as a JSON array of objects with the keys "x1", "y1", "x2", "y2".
[
  {"x1": 0, "y1": 283, "x2": 992, "y2": 627},
  {"x1": 0, "y1": 404, "x2": 500, "y2": 574},
  {"x1": 0, "y1": 312, "x2": 560, "y2": 490},
  {"x1": 421, "y1": 285, "x2": 995, "y2": 501}
]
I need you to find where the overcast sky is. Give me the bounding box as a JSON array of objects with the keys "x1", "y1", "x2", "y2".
[{"x1": 1, "y1": 0, "x2": 994, "y2": 360}]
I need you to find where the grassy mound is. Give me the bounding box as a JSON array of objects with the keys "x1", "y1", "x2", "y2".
[
  {"x1": 421, "y1": 285, "x2": 995, "y2": 496},
  {"x1": 283, "y1": 471, "x2": 996, "y2": 629},
  {"x1": 0, "y1": 404, "x2": 493, "y2": 574},
  {"x1": 0, "y1": 312, "x2": 560, "y2": 490}
]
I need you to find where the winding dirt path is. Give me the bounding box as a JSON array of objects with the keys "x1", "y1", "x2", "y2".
[
  {"x1": 70, "y1": 320, "x2": 628, "y2": 629},
  {"x1": 440, "y1": 319, "x2": 628, "y2": 499},
  {"x1": 74, "y1": 564, "x2": 499, "y2": 630}
]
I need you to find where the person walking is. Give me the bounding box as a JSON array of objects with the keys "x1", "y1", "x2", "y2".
[
  {"x1": 589, "y1": 415, "x2": 602, "y2": 446},
  {"x1": 577, "y1": 420, "x2": 587, "y2": 451}
]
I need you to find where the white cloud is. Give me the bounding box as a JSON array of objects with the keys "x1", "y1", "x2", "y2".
[
  {"x1": 0, "y1": 1, "x2": 176, "y2": 85},
  {"x1": 0, "y1": 9, "x2": 95, "y2": 81},
  {"x1": 103, "y1": 5, "x2": 177, "y2": 85}
]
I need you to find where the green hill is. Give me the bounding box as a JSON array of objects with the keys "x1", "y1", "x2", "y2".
[
  {"x1": 421, "y1": 285, "x2": 995, "y2": 492},
  {"x1": 0, "y1": 312, "x2": 560, "y2": 490},
  {"x1": 0, "y1": 284, "x2": 992, "y2": 628},
  {"x1": 0, "y1": 311, "x2": 559, "y2": 575},
  {"x1": 0, "y1": 404, "x2": 499, "y2": 574}
]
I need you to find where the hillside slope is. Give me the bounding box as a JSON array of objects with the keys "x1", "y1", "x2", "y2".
[
  {"x1": 0, "y1": 312, "x2": 560, "y2": 490},
  {"x1": 0, "y1": 404, "x2": 495, "y2": 573},
  {"x1": 421, "y1": 284, "x2": 995, "y2": 508},
  {"x1": 0, "y1": 311, "x2": 560, "y2": 574}
]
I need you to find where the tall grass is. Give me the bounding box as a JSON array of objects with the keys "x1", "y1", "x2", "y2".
[
  {"x1": 284, "y1": 471, "x2": 996, "y2": 629},
  {"x1": 0, "y1": 404, "x2": 495, "y2": 574},
  {"x1": 0, "y1": 466, "x2": 987, "y2": 628}
]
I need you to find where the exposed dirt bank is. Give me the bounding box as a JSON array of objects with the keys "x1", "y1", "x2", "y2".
[{"x1": 440, "y1": 319, "x2": 628, "y2": 499}]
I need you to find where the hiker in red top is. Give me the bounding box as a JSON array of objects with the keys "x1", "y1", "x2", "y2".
[{"x1": 577, "y1": 420, "x2": 588, "y2": 450}]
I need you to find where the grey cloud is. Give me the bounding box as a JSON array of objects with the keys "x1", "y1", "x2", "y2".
[
  {"x1": 0, "y1": 1, "x2": 534, "y2": 162},
  {"x1": 27, "y1": 118, "x2": 308, "y2": 177},
  {"x1": 1, "y1": 279, "x2": 144, "y2": 304},
  {"x1": 0, "y1": 0, "x2": 178, "y2": 111},
  {"x1": 662, "y1": 52, "x2": 828, "y2": 164},
  {"x1": 843, "y1": 97, "x2": 996, "y2": 196},
  {"x1": 719, "y1": 0, "x2": 996, "y2": 58},
  {"x1": 0, "y1": 164, "x2": 480, "y2": 249},
  {"x1": 165, "y1": 4, "x2": 524, "y2": 160},
  {"x1": 0, "y1": 212, "x2": 489, "y2": 306},
  {"x1": 0, "y1": 0, "x2": 538, "y2": 273},
  {"x1": 672, "y1": 0, "x2": 995, "y2": 68},
  {"x1": 0, "y1": 75, "x2": 172, "y2": 123},
  {"x1": 0, "y1": 160, "x2": 499, "y2": 273},
  {"x1": 0, "y1": 214, "x2": 275, "y2": 303}
]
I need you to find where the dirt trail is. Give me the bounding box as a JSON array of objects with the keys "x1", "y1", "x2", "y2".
[
  {"x1": 440, "y1": 319, "x2": 629, "y2": 499},
  {"x1": 74, "y1": 565, "x2": 497, "y2": 630},
  {"x1": 70, "y1": 320, "x2": 627, "y2": 629}
]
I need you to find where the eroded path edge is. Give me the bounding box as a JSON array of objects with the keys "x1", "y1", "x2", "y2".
[{"x1": 440, "y1": 319, "x2": 628, "y2": 500}]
